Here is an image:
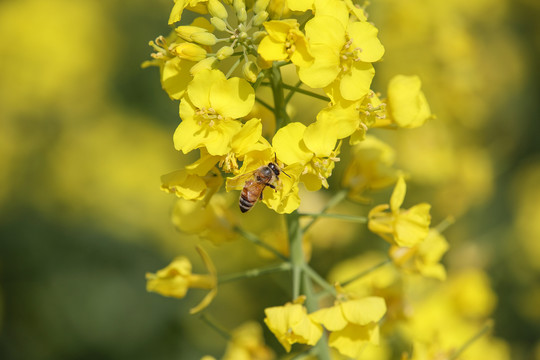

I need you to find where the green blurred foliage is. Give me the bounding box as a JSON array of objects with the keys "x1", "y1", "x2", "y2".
[{"x1": 0, "y1": 0, "x2": 539, "y2": 359}]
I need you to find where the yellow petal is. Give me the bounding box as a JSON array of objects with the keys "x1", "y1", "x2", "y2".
[
  {"x1": 272, "y1": 122, "x2": 313, "y2": 165},
  {"x1": 339, "y1": 61, "x2": 374, "y2": 101},
  {"x1": 310, "y1": 305, "x2": 348, "y2": 331},
  {"x1": 187, "y1": 69, "x2": 225, "y2": 110},
  {"x1": 210, "y1": 76, "x2": 255, "y2": 119},
  {"x1": 390, "y1": 176, "x2": 406, "y2": 213},
  {"x1": 303, "y1": 120, "x2": 338, "y2": 157},
  {"x1": 387, "y1": 75, "x2": 432, "y2": 128},
  {"x1": 340, "y1": 297, "x2": 387, "y2": 325},
  {"x1": 258, "y1": 35, "x2": 288, "y2": 62},
  {"x1": 161, "y1": 57, "x2": 193, "y2": 100},
  {"x1": 394, "y1": 203, "x2": 431, "y2": 247},
  {"x1": 347, "y1": 21, "x2": 385, "y2": 63}
]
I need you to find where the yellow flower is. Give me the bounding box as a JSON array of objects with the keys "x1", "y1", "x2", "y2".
[
  {"x1": 171, "y1": 194, "x2": 238, "y2": 245},
  {"x1": 298, "y1": 0, "x2": 384, "y2": 101},
  {"x1": 223, "y1": 321, "x2": 275, "y2": 360},
  {"x1": 272, "y1": 122, "x2": 341, "y2": 191},
  {"x1": 264, "y1": 302, "x2": 323, "y2": 352},
  {"x1": 221, "y1": 118, "x2": 270, "y2": 174},
  {"x1": 310, "y1": 297, "x2": 387, "y2": 359},
  {"x1": 161, "y1": 150, "x2": 222, "y2": 202},
  {"x1": 226, "y1": 146, "x2": 304, "y2": 214},
  {"x1": 368, "y1": 176, "x2": 431, "y2": 247},
  {"x1": 146, "y1": 246, "x2": 217, "y2": 314},
  {"x1": 258, "y1": 19, "x2": 313, "y2": 67},
  {"x1": 174, "y1": 69, "x2": 255, "y2": 155},
  {"x1": 342, "y1": 135, "x2": 400, "y2": 202},
  {"x1": 389, "y1": 228, "x2": 449, "y2": 280},
  {"x1": 387, "y1": 75, "x2": 432, "y2": 128},
  {"x1": 169, "y1": 0, "x2": 209, "y2": 25}
]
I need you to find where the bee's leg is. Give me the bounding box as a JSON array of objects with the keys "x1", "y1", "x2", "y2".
[{"x1": 267, "y1": 183, "x2": 277, "y2": 192}]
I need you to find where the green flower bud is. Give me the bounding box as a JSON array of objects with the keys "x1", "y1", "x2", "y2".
[
  {"x1": 252, "y1": 11, "x2": 268, "y2": 26},
  {"x1": 176, "y1": 26, "x2": 217, "y2": 46},
  {"x1": 242, "y1": 60, "x2": 259, "y2": 83},
  {"x1": 254, "y1": 0, "x2": 270, "y2": 14},
  {"x1": 190, "y1": 57, "x2": 217, "y2": 75},
  {"x1": 216, "y1": 46, "x2": 234, "y2": 60},
  {"x1": 172, "y1": 43, "x2": 207, "y2": 61},
  {"x1": 210, "y1": 17, "x2": 227, "y2": 32},
  {"x1": 208, "y1": 0, "x2": 228, "y2": 20},
  {"x1": 237, "y1": 7, "x2": 247, "y2": 22},
  {"x1": 252, "y1": 31, "x2": 267, "y2": 44},
  {"x1": 191, "y1": 32, "x2": 217, "y2": 46}
]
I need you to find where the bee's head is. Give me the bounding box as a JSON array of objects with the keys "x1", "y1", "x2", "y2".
[{"x1": 268, "y1": 162, "x2": 280, "y2": 176}]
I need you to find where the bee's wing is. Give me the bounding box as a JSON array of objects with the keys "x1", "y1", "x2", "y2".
[{"x1": 225, "y1": 170, "x2": 257, "y2": 191}]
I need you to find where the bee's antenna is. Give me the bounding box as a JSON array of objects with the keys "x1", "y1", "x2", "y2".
[
  {"x1": 282, "y1": 169, "x2": 291, "y2": 178},
  {"x1": 274, "y1": 153, "x2": 291, "y2": 178}
]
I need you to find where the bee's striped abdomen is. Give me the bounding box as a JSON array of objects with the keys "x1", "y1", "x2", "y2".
[{"x1": 239, "y1": 181, "x2": 260, "y2": 213}]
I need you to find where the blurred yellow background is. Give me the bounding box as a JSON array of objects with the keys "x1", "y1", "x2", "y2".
[{"x1": 1, "y1": 0, "x2": 539, "y2": 359}]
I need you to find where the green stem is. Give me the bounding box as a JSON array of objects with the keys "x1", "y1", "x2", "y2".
[
  {"x1": 286, "y1": 212, "x2": 303, "y2": 300},
  {"x1": 261, "y1": 82, "x2": 330, "y2": 102},
  {"x1": 225, "y1": 56, "x2": 243, "y2": 78},
  {"x1": 303, "y1": 189, "x2": 348, "y2": 232},
  {"x1": 252, "y1": 70, "x2": 267, "y2": 91},
  {"x1": 269, "y1": 62, "x2": 290, "y2": 132},
  {"x1": 341, "y1": 259, "x2": 391, "y2": 287},
  {"x1": 449, "y1": 321, "x2": 494, "y2": 360},
  {"x1": 298, "y1": 212, "x2": 368, "y2": 223},
  {"x1": 234, "y1": 226, "x2": 288, "y2": 261},
  {"x1": 255, "y1": 97, "x2": 275, "y2": 112},
  {"x1": 199, "y1": 313, "x2": 231, "y2": 340},
  {"x1": 303, "y1": 271, "x2": 332, "y2": 360},
  {"x1": 284, "y1": 80, "x2": 303, "y2": 104},
  {"x1": 303, "y1": 264, "x2": 337, "y2": 297},
  {"x1": 218, "y1": 262, "x2": 291, "y2": 284}
]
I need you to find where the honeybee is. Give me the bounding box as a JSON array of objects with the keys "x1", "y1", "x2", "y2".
[{"x1": 239, "y1": 162, "x2": 288, "y2": 213}]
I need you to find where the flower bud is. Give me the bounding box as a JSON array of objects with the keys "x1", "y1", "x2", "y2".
[
  {"x1": 237, "y1": 7, "x2": 247, "y2": 22},
  {"x1": 208, "y1": 0, "x2": 228, "y2": 19},
  {"x1": 191, "y1": 32, "x2": 217, "y2": 46},
  {"x1": 216, "y1": 46, "x2": 234, "y2": 60},
  {"x1": 172, "y1": 43, "x2": 207, "y2": 61},
  {"x1": 233, "y1": 0, "x2": 245, "y2": 14},
  {"x1": 254, "y1": 0, "x2": 270, "y2": 14},
  {"x1": 190, "y1": 57, "x2": 217, "y2": 75},
  {"x1": 242, "y1": 60, "x2": 259, "y2": 83},
  {"x1": 252, "y1": 31, "x2": 267, "y2": 44},
  {"x1": 210, "y1": 17, "x2": 227, "y2": 31},
  {"x1": 252, "y1": 11, "x2": 268, "y2": 26},
  {"x1": 176, "y1": 26, "x2": 217, "y2": 46}
]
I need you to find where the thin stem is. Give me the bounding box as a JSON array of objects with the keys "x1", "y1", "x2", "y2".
[
  {"x1": 303, "y1": 264, "x2": 337, "y2": 297},
  {"x1": 234, "y1": 226, "x2": 288, "y2": 261},
  {"x1": 255, "y1": 97, "x2": 275, "y2": 112},
  {"x1": 303, "y1": 189, "x2": 348, "y2": 232},
  {"x1": 199, "y1": 313, "x2": 231, "y2": 340},
  {"x1": 252, "y1": 70, "x2": 267, "y2": 91},
  {"x1": 449, "y1": 321, "x2": 494, "y2": 360},
  {"x1": 303, "y1": 271, "x2": 332, "y2": 360},
  {"x1": 287, "y1": 212, "x2": 303, "y2": 300},
  {"x1": 269, "y1": 62, "x2": 290, "y2": 131},
  {"x1": 298, "y1": 212, "x2": 368, "y2": 223},
  {"x1": 341, "y1": 259, "x2": 391, "y2": 287},
  {"x1": 260, "y1": 82, "x2": 330, "y2": 102},
  {"x1": 218, "y1": 262, "x2": 291, "y2": 284},
  {"x1": 225, "y1": 56, "x2": 243, "y2": 78},
  {"x1": 284, "y1": 80, "x2": 303, "y2": 105},
  {"x1": 280, "y1": 83, "x2": 330, "y2": 102},
  {"x1": 436, "y1": 216, "x2": 456, "y2": 233}
]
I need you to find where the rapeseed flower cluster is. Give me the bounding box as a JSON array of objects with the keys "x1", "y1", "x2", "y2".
[{"x1": 143, "y1": 0, "x2": 505, "y2": 358}]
